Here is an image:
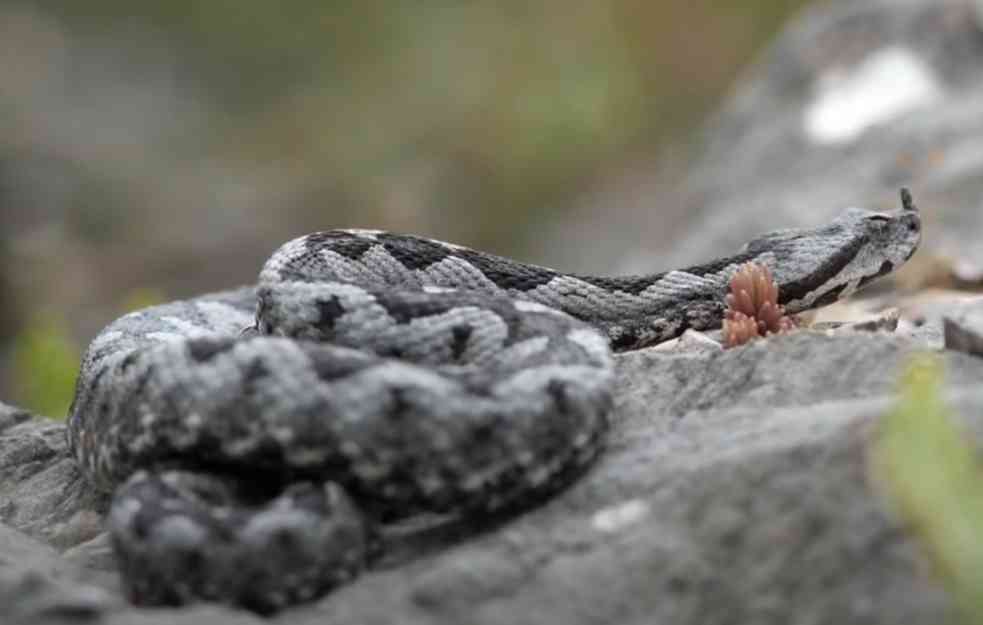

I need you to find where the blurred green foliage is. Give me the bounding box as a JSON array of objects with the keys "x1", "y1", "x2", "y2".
[
  {"x1": 11, "y1": 315, "x2": 80, "y2": 418},
  {"x1": 24, "y1": 0, "x2": 810, "y2": 251},
  {"x1": 11, "y1": 290, "x2": 164, "y2": 419},
  {"x1": 871, "y1": 355, "x2": 983, "y2": 624}
]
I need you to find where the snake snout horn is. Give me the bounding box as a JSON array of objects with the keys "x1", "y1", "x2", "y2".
[{"x1": 900, "y1": 187, "x2": 917, "y2": 212}]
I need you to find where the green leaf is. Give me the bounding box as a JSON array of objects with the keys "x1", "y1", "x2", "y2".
[{"x1": 871, "y1": 354, "x2": 983, "y2": 624}]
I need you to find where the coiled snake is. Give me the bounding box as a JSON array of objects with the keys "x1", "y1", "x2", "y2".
[{"x1": 67, "y1": 190, "x2": 921, "y2": 611}]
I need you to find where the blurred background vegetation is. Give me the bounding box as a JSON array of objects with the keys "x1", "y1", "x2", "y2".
[
  {"x1": 0, "y1": 0, "x2": 812, "y2": 416},
  {"x1": 872, "y1": 356, "x2": 983, "y2": 625}
]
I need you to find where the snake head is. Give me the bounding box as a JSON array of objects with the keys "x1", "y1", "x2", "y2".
[
  {"x1": 752, "y1": 188, "x2": 922, "y2": 313},
  {"x1": 855, "y1": 186, "x2": 922, "y2": 269}
]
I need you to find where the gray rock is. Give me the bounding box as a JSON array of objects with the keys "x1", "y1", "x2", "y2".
[
  {"x1": 0, "y1": 403, "x2": 107, "y2": 550},
  {"x1": 0, "y1": 523, "x2": 115, "y2": 625},
  {"x1": 815, "y1": 307, "x2": 901, "y2": 334},
  {"x1": 1, "y1": 330, "x2": 977, "y2": 624},
  {"x1": 943, "y1": 296, "x2": 983, "y2": 357},
  {"x1": 628, "y1": 0, "x2": 983, "y2": 277}
]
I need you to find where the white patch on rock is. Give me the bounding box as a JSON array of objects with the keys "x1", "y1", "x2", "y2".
[
  {"x1": 804, "y1": 46, "x2": 943, "y2": 145},
  {"x1": 592, "y1": 499, "x2": 650, "y2": 533},
  {"x1": 675, "y1": 329, "x2": 723, "y2": 353}
]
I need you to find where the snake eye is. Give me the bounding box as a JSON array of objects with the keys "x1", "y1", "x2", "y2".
[{"x1": 866, "y1": 214, "x2": 890, "y2": 223}]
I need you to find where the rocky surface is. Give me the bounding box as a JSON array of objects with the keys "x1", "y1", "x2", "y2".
[
  {"x1": 944, "y1": 296, "x2": 983, "y2": 356},
  {"x1": 3, "y1": 304, "x2": 982, "y2": 624},
  {"x1": 6, "y1": 1, "x2": 983, "y2": 623},
  {"x1": 604, "y1": 0, "x2": 983, "y2": 284}
]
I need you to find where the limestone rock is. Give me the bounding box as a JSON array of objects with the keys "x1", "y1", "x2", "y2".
[
  {"x1": 2, "y1": 329, "x2": 977, "y2": 624},
  {"x1": 943, "y1": 296, "x2": 983, "y2": 357},
  {"x1": 649, "y1": 0, "x2": 983, "y2": 281}
]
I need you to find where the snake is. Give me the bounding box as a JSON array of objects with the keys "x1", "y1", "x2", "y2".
[{"x1": 66, "y1": 189, "x2": 921, "y2": 612}]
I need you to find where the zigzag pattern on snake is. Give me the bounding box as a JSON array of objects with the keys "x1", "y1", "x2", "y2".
[{"x1": 67, "y1": 190, "x2": 921, "y2": 612}]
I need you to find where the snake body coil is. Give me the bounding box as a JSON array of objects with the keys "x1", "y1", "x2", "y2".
[{"x1": 68, "y1": 191, "x2": 921, "y2": 611}]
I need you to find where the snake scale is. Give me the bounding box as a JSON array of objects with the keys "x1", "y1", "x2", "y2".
[{"x1": 67, "y1": 190, "x2": 921, "y2": 611}]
